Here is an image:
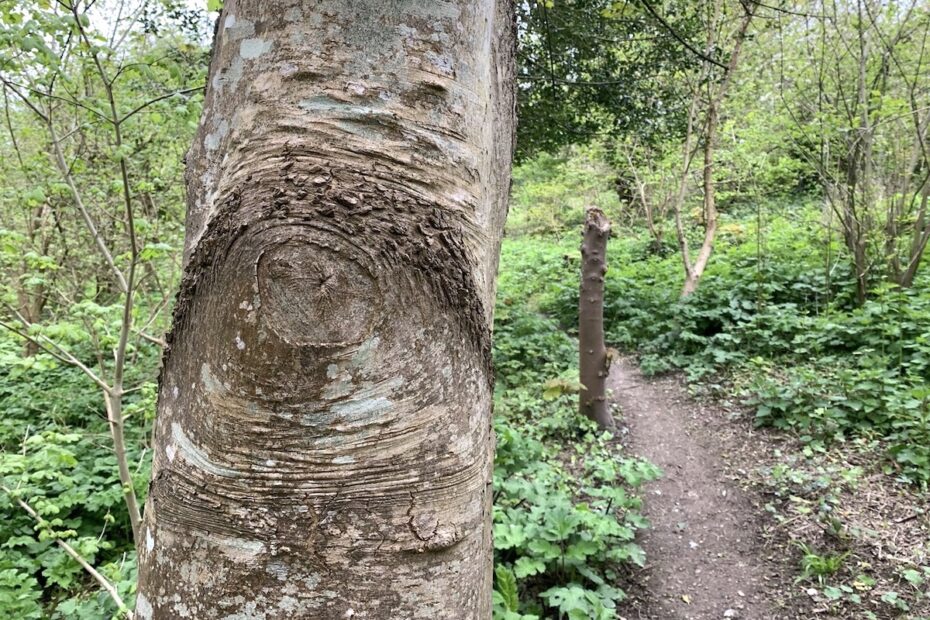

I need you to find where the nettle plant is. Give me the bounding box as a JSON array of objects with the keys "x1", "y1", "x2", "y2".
[
  {"x1": 490, "y1": 239, "x2": 661, "y2": 619},
  {"x1": 491, "y1": 396, "x2": 659, "y2": 620}
]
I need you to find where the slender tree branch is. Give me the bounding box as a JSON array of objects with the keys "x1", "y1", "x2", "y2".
[
  {"x1": 0, "y1": 318, "x2": 112, "y2": 393},
  {"x1": 0, "y1": 79, "x2": 49, "y2": 123},
  {"x1": 47, "y1": 121, "x2": 129, "y2": 293},
  {"x1": 119, "y1": 85, "x2": 204, "y2": 124},
  {"x1": 1, "y1": 77, "x2": 111, "y2": 123},
  {"x1": 134, "y1": 329, "x2": 166, "y2": 348}
]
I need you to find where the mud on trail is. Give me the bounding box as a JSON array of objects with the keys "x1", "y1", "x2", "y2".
[{"x1": 611, "y1": 357, "x2": 809, "y2": 620}]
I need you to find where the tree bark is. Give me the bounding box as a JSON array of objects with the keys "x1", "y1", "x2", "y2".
[
  {"x1": 902, "y1": 185, "x2": 930, "y2": 287},
  {"x1": 136, "y1": 1, "x2": 515, "y2": 618},
  {"x1": 673, "y1": 97, "x2": 699, "y2": 289},
  {"x1": 578, "y1": 208, "x2": 614, "y2": 429}
]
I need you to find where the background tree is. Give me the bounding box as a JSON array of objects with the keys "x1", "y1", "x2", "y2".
[
  {"x1": 776, "y1": 0, "x2": 930, "y2": 303},
  {"x1": 516, "y1": 0, "x2": 692, "y2": 160},
  {"x1": 0, "y1": 1, "x2": 206, "y2": 616},
  {"x1": 0, "y1": 0, "x2": 204, "y2": 550},
  {"x1": 670, "y1": 0, "x2": 757, "y2": 296},
  {"x1": 518, "y1": 0, "x2": 759, "y2": 295}
]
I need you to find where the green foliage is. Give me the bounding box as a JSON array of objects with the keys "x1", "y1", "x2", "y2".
[
  {"x1": 0, "y1": 334, "x2": 156, "y2": 617},
  {"x1": 508, "y1": 144, "x2": 623, "y2": 237},
  {"x1": 0, "y1": 567, "x2": 42, "y2": 619},
  {"x1": 796, "y1": 542, "x2": 849, "y2": 584},
  {"x1": 515, "y1": 0, "x2": 690, "y2": 158},
  {"x1": 493, "y1": 566, "x2": 538, "y2": 620},
  {"x1": 492, "y1": 240, "x2": 660, "y2": 619},
  {"x1": 504, "y1": 158, "x2": 930, "y2": 484},
  {"x1": 0, "y1": 2, "x2": 206, "y2": 616}
]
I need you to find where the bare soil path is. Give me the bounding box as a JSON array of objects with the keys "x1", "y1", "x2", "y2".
[{"x1": 611, "y1": 357, "x2": 805, "y2": 620}]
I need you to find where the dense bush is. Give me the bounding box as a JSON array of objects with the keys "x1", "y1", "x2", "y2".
[
  {"x1": 508, "y1": 143, "x2": 623, "y2": 237},
  {"x1": 0, "y1": 337, "x2": 157, "y2": 618}
]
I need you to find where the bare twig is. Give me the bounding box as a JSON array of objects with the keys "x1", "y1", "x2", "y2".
[
  {"x1": 47, "y1": 122, "x2": 129, "y2": 293},
  {"x1": 134, "y1": 329, "x2": 166, "y2": 348}
]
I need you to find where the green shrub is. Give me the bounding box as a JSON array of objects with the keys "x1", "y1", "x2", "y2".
[
  {"x1": 0, "y1": 335, "x2": 155, "y2": 618},
  {"x1": 500, "y1": 200, "x2": 930, "y2": 485},
  {"x1": 491, "y1": 240, "x2": 660, "y2": 618}
]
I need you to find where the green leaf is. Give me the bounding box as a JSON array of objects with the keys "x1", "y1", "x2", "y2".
[
  {"x1": 513, "y1": 556, "x2": 546, "y2": 578},
  {"x1": 494, "y1": 565, "x2": 520, "y2": 612},
  {"x1": 902, "y1": 568, "x2": 924, "y2": 586}
]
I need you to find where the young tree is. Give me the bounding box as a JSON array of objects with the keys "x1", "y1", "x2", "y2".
[
  {"x1": 777, "y1": 0, "x2": 930, "y2": 302},
  {"x1": 673, "y1": 0, "x2": 757, "y2": 297},
  {"x1": 618, "y1": 137, "x2": 680, "y2": 253},
  {"x1": 0, "y1": 0, "x2": 204, "y2": 558},
  {"x1": 136, "y1": 1, "x2": 515, "y2": 617}
]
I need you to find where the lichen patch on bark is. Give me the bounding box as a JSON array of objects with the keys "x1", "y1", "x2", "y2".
[{"x1": 239, "y1": 37, "x2": 272, "y2": 59}]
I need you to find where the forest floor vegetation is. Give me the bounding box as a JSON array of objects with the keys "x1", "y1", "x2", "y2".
[
  {"x1": 612, "y1": 356, "x2": 930, "y2": 619},
  {"x1": 496, "y1": 201, "x2": 930, "y2": 618}
]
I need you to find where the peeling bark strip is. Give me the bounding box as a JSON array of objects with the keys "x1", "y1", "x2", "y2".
[
  {"x1": 137, "y1": 1, "x2": 515, "y2": 618},
  {"x1": 579, "y1": 208, "x2": 615, "y2": 429}
]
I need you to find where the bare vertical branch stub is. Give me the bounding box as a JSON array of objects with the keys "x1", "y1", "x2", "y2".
[{"x1": 579, "y1": 207, "x2": 615, "y2": 429}]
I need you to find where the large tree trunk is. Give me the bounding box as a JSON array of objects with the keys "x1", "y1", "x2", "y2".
[
  {"x1": 136, "y1": 1, "x2": 515, "y2": 618},
  {"x1": 578, "y1": 208, "x2": 614, "y2": 429}
]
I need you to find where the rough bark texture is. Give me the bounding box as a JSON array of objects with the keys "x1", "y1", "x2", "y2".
[
  {"x1": 136, "y1": 1, "x2": 515, "y2": 618},
  {"x1": 578, "y1": 208, "x2": 614, "y2": 429}
]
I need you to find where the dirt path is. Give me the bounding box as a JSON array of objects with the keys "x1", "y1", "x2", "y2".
[{"x1": 611, "y1": 357, "x2": 804, "y2": 620}]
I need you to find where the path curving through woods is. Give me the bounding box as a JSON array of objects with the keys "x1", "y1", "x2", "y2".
[{"x1": 611, "y1": 357, "x2": 806, "y2": 620}]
